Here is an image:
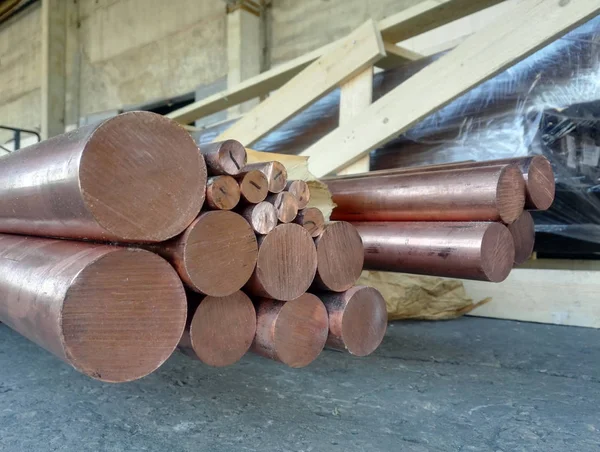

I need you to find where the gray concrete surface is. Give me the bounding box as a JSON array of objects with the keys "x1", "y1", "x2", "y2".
[{"x1": 0, "y1": 317, "x2": 599, "y2": 452}]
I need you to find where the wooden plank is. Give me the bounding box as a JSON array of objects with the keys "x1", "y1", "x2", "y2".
[
  {"x1": 215, "y1": 19, "x2": 385, "y2": 145},
  {"x1": 376, "y1": 42, "x2": 423, "y2": 70},
  {"x1": 301, "y1": 0, "x2": 600, "y2": 177},
  {"x1": 41, "y1": 0, "x2": 66, "y2": 139},
  {"x1": 463, "y1": 268, "x2": 600, "y2": 329},
  {"x1": 337, "y1": 67, "x2": 373, "y2": 175}
]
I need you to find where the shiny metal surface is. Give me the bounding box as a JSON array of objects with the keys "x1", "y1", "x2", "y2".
[
  {"x1": 243, "y1": 161, "x2": 288, "y2": 193},
  {"x1": 0, "y1": 111, "x2": 206, "y2": 242},
  {"x1": 285, "y1": 180, "x2": 310, "y2": 209},
  {"x1": 266, "y1": 192, "x2": 298, "y2": 224},
  {"x1": 354, "y1": 221, "x2": 515, "y2": 282},
  {"x1": 0, "y1": 234, "x2": 187, "y2": 382},
  {"x1": 328, "y1": 165, "x2": 525, "y2": 224},
  {"x1": 251, "y1": 294, "x2": 328, "y2": 368},
  {"x1": 318, "y1": 286, "x2": 387, "y2": 357},
  {"x1": 294, "y1": 207, "x2": 325, "y2": 238},
  {"x1": 200, "y1": 139, "x2": 247, "y2": 176},
  {"x1": 205, "y1": 175, "x2": 241, "y2": 210},
  {"x1": 235, "y1": 170, "x2": 269, "y2": 204},
  {"x1": 508, "y1": 210, "x2": 535, "y2": 264},
  {"x1": 239, "y1": 201, "x2": 278, "y2": 235}
]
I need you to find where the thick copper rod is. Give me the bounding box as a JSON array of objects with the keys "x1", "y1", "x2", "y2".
[
  {"x1": 245, "y1": 223, "x2": 317, "y2": 301},
  {"x1": 294, "y1": 207, "x2": 325, "y2": 238},
  {"x1": 317, "y1": 286, "x2": 387, "y2": 357},
  {"x1": 328, "y1": 165, "x2": 525, "y2": 224},
  {"x1": 0, "y1": 234, "x2": 187, "y2": 382},
  {"x1": 266, "y1": 191, "x2": 298, "y2": 223},
  {"x1": 146, "y1": 211, "x2": 258, "y2": 297},
  {"x1": 508, "y1": 210, "x2": 535, "y2": 265},
  {"x1": 205, "y1": 175, "x2": 241, "y2": 210},
  {"x1": 252, "y1": 294, "x2": 328, "y2": 368},
  {"x1": 200, "y1": 139, "x2": 247, "y2": 176},
  {"x1": 353, "y1": 222, "x2": 515, "y2": 282},
  {"x1": 312, "y1": 222, "x2": 363, "y2": 292},
  {"x1": 285, "y1": 180, "x2": 310, "y2": 209},
  {"x1": 179, "y1": 291, "x2": 256, "y2": 367},
  {"x1": 235, "y1": 170, "x2": 269, "y2": 204},
  {"x1": 0, "y1": 111, "x2": 206, "y2": 242},
  {"x1": 243, "y1": 161, "x2": 288, "y2": 193},
  {"x1": 239, "y1": 201, "x2": 278, "y2": 235},
  {"x1": 326, "y1": 156, "x2": 554, "y2": 211}
]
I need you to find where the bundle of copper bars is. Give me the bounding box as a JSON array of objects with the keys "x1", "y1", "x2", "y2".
[
  {"x1": 0, "y1": 111, "x2": 387, "y2": 384},
  {"x1": 324, "y1": 155, "x2": 556, "y2": 283}
]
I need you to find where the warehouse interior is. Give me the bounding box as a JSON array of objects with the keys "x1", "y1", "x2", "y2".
[{"x1": 1, "y1": 0, "x2": 600, "y2": 451}]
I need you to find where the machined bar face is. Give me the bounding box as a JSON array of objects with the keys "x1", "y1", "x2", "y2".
[
  {"x1": 205, "y1": 176, "x2": 241, "y2": 210},
  {"x1": 266, "y1": 192, "x2": 298, "y2": 224},
  {"x1": 285, "y1": 180, "x2": 311, "y2": 209},
  {"x1": 508, "y1": 210, "x2": 535, "y2": 264},
  {"x1": 235, "y1": 170, "x2": 269, "y2": 204},
  {"x1": 239, "y1": 202, "x2": 278, "y2": 235},
  {"x1": 200, "y1": 140, "x2": 247, "y2": 176},
  {"x1": 244, "y1": 161, "x2": 288, "y2": 193},
  {"x1": 294, "y1": 207, "x2": 325, "y2": 238}
]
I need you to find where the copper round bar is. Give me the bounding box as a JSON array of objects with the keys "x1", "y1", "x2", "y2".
[
  {"x1": 312, "y1": 222, "x2": 364, "y2": 292},
  {"x1": 205, "y1": 175, "x2": 241, "y2": 210},
  {"x1": 244, "y1": 161, "x2": 288, "y2": 193},
  {"x1": 285, "y1": 180, "x2": 311, "y2": 209},
  {"x1": 318, "y1": 286, "x2": 387, "y2": 357},
  {"x1": 147, "y1": 211, "x2": 258, "y2": 297},
  {"x1": 328, "y1": 165, "x2": 525, "y2": 224},
  {"x1": 266, "y1": 191, "x2": 299, "y2": 223},
  {"x1": 508, "y1": 210, "x2": 535, "y2": 265},
  {"x1": 0, "y1": 234, "x2": 187, "y2": 383},
  {"x1": 294, "y1": 207, "x2": 325, "y2": 238},
  {"x1": 239, "y1": 201, "x2": 278, "y2": 235},
  {"x1": 251, "y1": 294, "x2": 328, "y2": 368},
  {"x1": 200, "y1": 139, "x2": 247, "y2": 176},
  {"x1": 0, "y1": 111, "x2": 206, "y2": 242},
  {"x1": 354, "y1": 221, "x2": 515, "y2": 282},
  {"x1": 245, "y1": 223, "x2": 318, "y2": 301},
  {"x1": 235, "y1": 170, "x2": 269, "y2": 204},
  {"x1": 179, "y1": 291, "x2": 256, "y2": 367}
]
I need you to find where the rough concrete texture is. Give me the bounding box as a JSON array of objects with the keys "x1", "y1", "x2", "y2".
[{"x1": 1, "y1": 317, "x2": 599, "y2": 451}]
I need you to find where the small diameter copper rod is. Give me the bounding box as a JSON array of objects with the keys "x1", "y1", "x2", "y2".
[
  {"x1": 0, "y1": 234, "x2": 187, "y2": 383},
  {"x1": 235, "y1": 170, "x2": 269, "y2": 204},
  {"x1": 507, "y1": 210, "x2": 535, "y2": 265},
  {"x1": 312, "y1": 222, "x2": 364, "y2": 292},
  {"x1": 266, "y1": 192, "x2": 298, "y2": 223},
  {"x1": 328, "y1": 165, "x2": 525, "y2": 224},
  {"x1": 146, "y1": 211, "x2": 258, "y2": 297},
  {"x1": 252, "y1": 294, "x2": 328, "y2": 368},
  {"x1": 294, "y1": 207, "x2": 325, "y2": 237},
  {"x1": 239, "y1": 201, "x2": 278, "y2": 235},
  {"x1": 245, "y1": 223, "x2": 317, "y2": 301},
  {"x1": 285, "y1": 180, "x2": 311, "y2": 209},
  {"x1": 317, "y1": 286, "x2": 387, "y2": 357},
  {"x1": 179, "y1": 291, "x2": 256, "y2": 367},
  {"x1": 0, "y1": 111, "x2": 206, "y2": 242},
  {"x1": 325, "y1": 156, "x2": 554, "y2": 211},
  {"x1": 205, "y1": 175, "x2": 241, "y2": 210},
  {"x1": 200, "y1": 139, "x2": 247, "y2": 176},
  {"x1": 243, "y1": 161, "x2": 288, "y2": 193},
  {"x1": 353, "y1": 221, "x2": 515, "y2": 282}
]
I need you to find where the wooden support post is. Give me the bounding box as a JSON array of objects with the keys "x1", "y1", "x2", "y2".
[{"x1": 41, "y1": 0, "x2": 66, "y2": 139}]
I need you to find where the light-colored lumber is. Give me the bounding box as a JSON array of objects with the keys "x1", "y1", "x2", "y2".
[
  {"x1": 376, "y1": 42, "x2": 423, "y2": 70},
  {"x1": 464, "y1": 268, "x2": 600, "y2": 329},
  {"x1": 216, "y1": 19, "x2": 385, "y2": 145},
  {"x1": 301, "y1": 0, "x2": 600, "y2": 177}
]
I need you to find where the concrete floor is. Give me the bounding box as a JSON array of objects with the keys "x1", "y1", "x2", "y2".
[{"x1": 0, "y1": 317, "x2": 599, "y2": 452}]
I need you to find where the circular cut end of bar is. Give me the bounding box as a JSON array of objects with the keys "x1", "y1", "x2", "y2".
[
  {"x1": 496, "y1": 165, "x2": 526, "y2": 224},
  {"x1": 340, "y1": 286, "x2": 387, "y2": 357},
  {"x1": 508, "y1": 210, "x2": 535, "y2": 265},
  {"x1": 274, "y1": 294, "x2": 328, "y2": 368},
  {"x1": 315, "y1": 222, "x2": 364, "y2": 292},
  {"x1": 269, "y1": 162, "x2": 288, "y2": 193},
  {"x1": 189, "y1": 291, "x2": 256, "y2": 367},
  {"x1": 271, "y1": 192, "x2": 298, "y2": 223},
  {"x1": 249, "y1": 223, "x2": 317, "y2": 301},
  {"x1": 206, "y1": 176, "x2": 240, "y2": 210},
  {"x1": 240, "y1": 170, "x2": 269, "y2": 204},
  {"x1": 216, "y1": 139, "x2": 247, "y2": 175},
  {"x1": 245, "y1": 201, "x2": 277, "y2": 235},
  {"x1": 526, "y1": 155, "x2": 555, "y2": 211},
  {"x1": 296, "y1": 207, "x2": 325, "y2": 238},
  {"x1": 480, "y1": 223, "x2": 515, "y2": 282},
  {"x1": 287, "y1": 180, "x2": 310, "y2": 210},
  {"x1": 184, "y1": 211, "x2": 258, "y2": 297},
  {"x1": 79, "y1": 111, "x2": 206, "y2": 242},
  {"x1": 61, "y1": 249, "x2": 187, "y2": 383}
]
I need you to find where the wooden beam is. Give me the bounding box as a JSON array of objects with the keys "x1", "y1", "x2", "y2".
[
  {"x1": 41, "y1": 0, "x2": 66, "y2": 139},
  {"x1": 463, "y1": 267, "x2": 600, "y2": 329},
  {"x1": 301, "y1": 0, "x2": 600, "y2": 177},
  {"x1": 376, "y1": 42, "x2": 423, "y2": 70},
  {"x1": 216, "y1": 19, "x2": 385, "y2": 145}
]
